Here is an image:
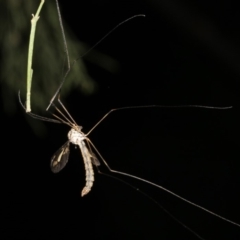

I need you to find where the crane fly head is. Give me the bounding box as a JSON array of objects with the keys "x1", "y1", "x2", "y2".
[{"x1": 68, "y1": 125, "x2": 85, "y2": 145}]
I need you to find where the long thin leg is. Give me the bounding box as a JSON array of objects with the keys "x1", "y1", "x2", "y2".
[
  {"x1": 86, "y1": 104, "x2": 232, "y2": 136},
  {"x1": 46, "y1": 0, "x2": 71, "y2": 111},
  {"x1": 18, "y1": 91, "x2": 62, "y2": 124},
  {"x1": 98, "y1": 170, "x2": 205, "y2": 240},
  {"x1": 57, "y1": 95, "x2": 78, "y2": 126},
  {"x1": 46, "y1": 2, "x2": 145, "y2": 111},
  {"x1": 86, "y1": 137, "x2": 240, "y2": 228}
]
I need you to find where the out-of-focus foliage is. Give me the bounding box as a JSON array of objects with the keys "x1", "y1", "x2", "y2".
[{"x1": 0, "y1": 0, "x2": 119, "y2": 115}]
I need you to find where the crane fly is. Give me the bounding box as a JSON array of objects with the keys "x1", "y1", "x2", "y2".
[
  {"x1": 49, "y1": 98, "x2": 100, "y2": 196},
  {"x1": 20, "y1": 93, "x2": 240, "y2": 240},
  {"x1": 20, "y1": 1, "x2": 240, "y2": 239}
]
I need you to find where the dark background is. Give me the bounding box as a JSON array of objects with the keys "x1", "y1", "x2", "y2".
[{"x1": 2, "y1": 0, "x2": 240, "y2": 239}]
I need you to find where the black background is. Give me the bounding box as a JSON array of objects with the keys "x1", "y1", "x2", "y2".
[{"x1": 2, "y1": 0, "x2": 240, "y2": 239}]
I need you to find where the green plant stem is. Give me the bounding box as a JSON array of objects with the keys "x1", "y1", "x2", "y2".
[{"x1": 26, "y1": 0, "x2": 45, "y2": 112}]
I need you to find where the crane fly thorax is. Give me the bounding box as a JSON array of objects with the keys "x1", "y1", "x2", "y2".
[{"x1": 68, "y1": 127, "x2": 85, "y2": 145}]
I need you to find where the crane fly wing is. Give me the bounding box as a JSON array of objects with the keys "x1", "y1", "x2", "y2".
[
  {"x1": 85, "y1": 140, "x2": 100, "y2": 166},
  {"x1": 90, "y1": 152, "x2": 100, "y2": 166},
  {"x1": 50, "y1": 141, "x2": 70, "y2": 173}
]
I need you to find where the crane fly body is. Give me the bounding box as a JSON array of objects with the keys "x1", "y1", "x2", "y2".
[{"x1": 49, "y1": 101, "x2": 100, "y2": 197}]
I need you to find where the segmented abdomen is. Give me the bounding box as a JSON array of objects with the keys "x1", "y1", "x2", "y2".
[{"x1": 78, "y1": 140, "x2": 94, "y2": 197}]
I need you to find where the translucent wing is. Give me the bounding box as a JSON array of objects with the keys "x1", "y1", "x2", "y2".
[
  {"x1": 85, "y1": 140, "x2": 100, "y2": 166},
  {"x1": 90, "y1": 152, "x2": 101, "y2": 166},
  {"x1": 50, "y1": 141, "x2": 70, "y2": 173}
]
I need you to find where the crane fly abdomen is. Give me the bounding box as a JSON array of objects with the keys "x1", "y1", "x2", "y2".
[{"x1": 68, "y1": 127, "x2": 95, "y2": 197}]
